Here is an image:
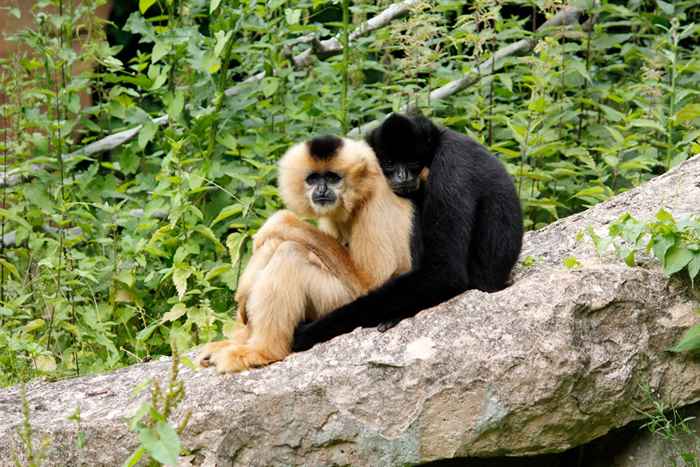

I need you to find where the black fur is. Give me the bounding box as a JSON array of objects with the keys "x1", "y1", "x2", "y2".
[
  {"x1": 308, "y1": 135, "x2": 343, "y2": 161},
  {"x1": 292, "y1": 113, "x2": 523, "y2": 350}
]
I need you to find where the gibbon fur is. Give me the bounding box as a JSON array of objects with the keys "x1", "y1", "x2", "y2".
[
  {"x1": 292, "y1": 113, "x2": 524, "y2": 351},
  {"x1": 198, "y1": 136, "x2": 416, "y2": 372}
]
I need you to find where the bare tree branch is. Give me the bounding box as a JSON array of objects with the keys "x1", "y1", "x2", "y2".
[
  {"x1": 0, "y1": 168, "x2": 23, "y2": 188},
  {"x1": 0, "y1": 116, "x2": 170, "y2": 188},
  {"x1": 292, "y1": 0, "x2": 420, "y2": 68},
  {"x1": 1, "y1": 230, "x2": 15, "y2": 248},
  {"x1": 349, "y1": 5, "x2": 587, "y2": 137},
  {"x1": 1, "y1": 209, "x2": 168, "y2": 247}
]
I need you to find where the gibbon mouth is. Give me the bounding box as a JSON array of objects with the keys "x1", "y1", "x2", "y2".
[
  {"x1": 313, "y1": 197, "x2": 336, "y2": 206},
  {"x1": 392, "y1": 182, "x2": 420, "y2": 194}
]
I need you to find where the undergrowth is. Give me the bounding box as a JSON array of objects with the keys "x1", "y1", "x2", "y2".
[{"x1": 0, "y1": 0, "x2": 699, "y2": 384}]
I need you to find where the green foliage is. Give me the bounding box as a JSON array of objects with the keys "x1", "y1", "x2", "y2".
[
  {"x1": 1, "y1": 0, "x2": 699, "y2": 384},
  {"x1": 589, "y1": 209, "x2": 700, "y2": 352},
  {"x1": 123, "y1": 345, "x2": 191, "y2": 466},
  {"x1": 11, "y1": 383, "x2": 50, "y2": 466},
  {"x1": 589, "y1": 209, "x2": 700, "y2": 281},
  {"x1": 638, "y1": 384, "x2": 700, "y2": 466}
]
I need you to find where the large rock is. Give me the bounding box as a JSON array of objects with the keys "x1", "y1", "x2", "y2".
[{"x1": 1, "y1": 157, "x2": 699, "y2": 466}]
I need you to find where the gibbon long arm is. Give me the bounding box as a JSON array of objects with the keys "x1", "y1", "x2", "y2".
[{"x1": 292, "y1": 124, "x2": 523, "y2": 351}]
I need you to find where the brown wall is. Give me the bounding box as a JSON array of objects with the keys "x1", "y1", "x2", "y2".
[{"x1": 0, "y1": 0, "x2": 113, "y2": 107}]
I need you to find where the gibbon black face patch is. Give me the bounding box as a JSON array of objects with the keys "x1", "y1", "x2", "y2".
[{"x1": 308, "y1": 135, "x2": 343, "y2": 161}]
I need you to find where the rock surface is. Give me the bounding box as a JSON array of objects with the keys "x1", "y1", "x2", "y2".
[{"x1": 1, "y1": 156, "x2": 699, "y2": 466}]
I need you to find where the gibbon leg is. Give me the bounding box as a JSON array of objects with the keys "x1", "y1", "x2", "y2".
[
  {"x1": 198, "y1": 238, "x2": 282, "y2": 368},
  {"x1": 207, "y1": 241, "x2": 356, "y2": 373}
]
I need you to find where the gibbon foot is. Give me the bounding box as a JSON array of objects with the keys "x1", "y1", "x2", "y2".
[
  {"x1": 200, "y1": 343, "x2": 281, "y2": 373},
  {"x1": 197, "y1": 340, "x2": 236, "y2": 368},
  {"x1": 377, "y1": 318, "x2": 400, "y2": 333}
]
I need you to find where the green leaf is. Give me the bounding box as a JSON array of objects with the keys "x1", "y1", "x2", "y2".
[
  {"x1": 285, "y1": 8, "x2": 301, "y2": 25},
  {"x1": 194, "y1": 225, "x2": 225, "y2": 252},
  {"x1": 217, "y1": 134, "x2": 238, "y2": 153},
  {"x1": 651, "y1": 234, "x2": 675, "y2": 262},
  {"x1": 139, "y1": 0, "x2": 157, "y2": 14},
  {"x1": 670, "y1": 324, "x2": 700, "y2": 353},
  {"x1": 657, "y1": 0, "x2": 674, "y2": 15},
  {"x1": 136, "y1": 322, "x2": 159, "y2": 341},
  {"x1": 173, "y1": 265, "x2": 192, "y2": 300},
  {"x1": 664, "y1": 245, "x2": 693, "y2": 276},
  {"x1": 0, "y1": 258, "x2": 19, "y2": 279},
  {"x1": 151, "y1": 67, "x2": 169, "y2": 90},
  {"x1": 0, "y1": 209, "x2": 32, "y2": 231},
  {"x1": 499, "y1": 73, "x2": 512, "y2": 92},
  {"x1": 162, "y1": 303, "x2": 187, "y2": 323},
  {"x1": 138, "y1": 421, "x2": 181, "y2": 466},
  {"x1": 669, "y1": 152, "x2": 688, "y2": 169},
  {"x1": 205, "y1": 263, "x2": 231, "y2": 281},
  {"x1": 656, "y1": 209, "x2": 675, "y2": 223},
  {"x1": 152, "y1": 41, "x2": 171, "y2": 64},
  {"x1": 563, "y1": 256, "x2": 581, "y2": 269},
  {"x1": 630, "y1": 119, "x2": 666, "y2": 134},
  {"x1": 598, "y1": 104, "x2": 624, "y2": 122},
  {"x1": 212, "y1": 205, "x2": 243, "y2": 226},
  {"x1": 35, "y1": 354, "x2": 57, "y2": 372},
  {"x1": 210, "y1": 0, "x2": 222, "y2": 14},
  {"x1": 688, "y1": 254, "x2": 700, "y2": 284},
  {"x1": 114, "y1": 270, "x2": 136, "y2": 288},
  {"x1": 166, "y1": 90, "x2": 185, "y2": 121},
  {"x1": 605, "y1": 126, "x2": 624, "y2": 144},
  {"x1": 675, "y1": 104, "x2": 700, "y2": 123},
  {"x1": 573, "y1": 186, "x2": 605, "y2": 200},
  {"x1": 261, "y1": 77, "x2": 280, "y2": 98},
  {"x1": 213, "y1": 31, "x2": 233, "y2": 58},
  {"x1": 122, "y1": 447, "x2": 146, "y2": 467},
  {"x1": 138, "y1": 120, "x2": 158, "y2": 150},
  {"x1": 24, "y1": 319, "x2": 45, "y2": 333},
  {"x1": 226, "y1": 232, "x2": 248, "y2": 269}
]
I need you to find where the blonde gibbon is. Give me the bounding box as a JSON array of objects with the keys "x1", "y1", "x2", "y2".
[{"x1": 197, "y1": 135, "x2": 417, "y2": 373}]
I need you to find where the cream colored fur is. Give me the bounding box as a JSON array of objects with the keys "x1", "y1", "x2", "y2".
[{"x1": 198, "y1": 138, "x2": 414, "y2": 373}]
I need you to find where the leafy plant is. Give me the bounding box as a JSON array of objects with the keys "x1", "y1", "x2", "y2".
[
  {"x1": 638, "y1": 384, "x2": 700, "y2": 467},
  {"x1": 588, "y1": 208, "x2": 700, "y2": 352},
  {"x1": 123, "y1": 345, "x2": 191, "y2": 467},
  {"x1": 11, "y1": 383, "x2": 50, "y2": 466},
  {"x1": 588, "y1": 209, "x2": 700, "y2": 282}
]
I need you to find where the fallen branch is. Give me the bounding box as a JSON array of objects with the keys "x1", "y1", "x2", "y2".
[
  {"x1": 0, "y1": 168, "x2": 22, "y2": 188},
  {"x1": 291, "y1": 0, "x2": 420, "y2": 69},
  {"x1": 0, "y1": 115, "x2": 168, "y2": 188},
  {"x1": 1, "y1": 209, "x2": 168, "y2": 248},
  {"x1": 349, "y1": 4, "x2": 587, "y2": 137}
]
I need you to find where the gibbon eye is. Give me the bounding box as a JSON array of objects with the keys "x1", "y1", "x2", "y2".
[
  {"x1": 325, "y1": 172, "x2": 341, "y2": 184},
  {"x1": 305, "y1": 173, "x2": 322, "y2": 184}
]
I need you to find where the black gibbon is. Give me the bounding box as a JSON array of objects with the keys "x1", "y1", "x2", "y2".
[
  {"x1": 292, "y1": 113, "x2": 523, "y2": 351},
  {"x1": 197, "y1": 136, "x2": 418, "y2": 372}
]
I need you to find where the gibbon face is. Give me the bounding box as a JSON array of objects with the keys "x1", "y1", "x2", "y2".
[
  {"x1": 278, "y1": 135, "x2": 380, "y2": 219},
  {"x1": 366, "y1": 113, "x2": 440, "y2": 196},
  {"x1": 304, "y1": 170, "x2": 343, "y2": 214}
]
